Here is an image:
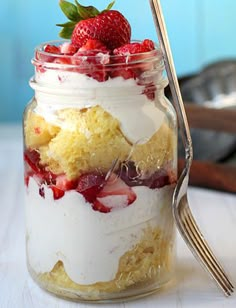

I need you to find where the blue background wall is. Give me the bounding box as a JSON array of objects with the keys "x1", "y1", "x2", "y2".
[{"x1": 1, "y1": 0, "x2": 236, "y2": 122}]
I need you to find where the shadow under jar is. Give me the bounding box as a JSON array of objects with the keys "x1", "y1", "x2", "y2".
[{"x1": 23, "y1": 40, "x2": 178, "y2": 302}]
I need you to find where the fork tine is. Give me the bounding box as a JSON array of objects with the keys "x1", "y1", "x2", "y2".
[
  {"x1": 183, "y1": 208, "x2": 234, "y2": 294},
  {"x1": 179, "y1": 214, "x2": 232, "y2": 296},
  {"x1": 183, "y1": 204, "x2": 234, "y2": 291},
  {"x1": 179, "y1": 206, "x2": 233, "y2": 296},
  {"x1": 182, "y1": 206, "x2": 234, "y2": 293}
]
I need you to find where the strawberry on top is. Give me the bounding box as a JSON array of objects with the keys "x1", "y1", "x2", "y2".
[
  {"x1": 37, "y1": 1, "x2": 156, "y2": 82},
  {"x1": 57, "y1": 0, "x2": 131, "y2": 49}
]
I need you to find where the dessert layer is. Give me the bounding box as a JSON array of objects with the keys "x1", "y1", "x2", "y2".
[
  {"x1": 24, "y1": 105, "x2": 175, "y2": 179},
  {"x1": 25, "y1": 178, "x2": 174, "y2": 285},
  {"x1": 37, "y1": 225, "x2": 174, "y2": 296},
  {"x1": 31, "y1": 71, "x2": 166, "y2": 144}
]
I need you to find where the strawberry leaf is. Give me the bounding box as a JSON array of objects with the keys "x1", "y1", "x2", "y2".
[
  {"x1": 58, "y1": 26, "x2": 74, "y2": 39},
  {"x1": 75, "y1": 0, "x2": 100, "y2": 19},
  {"x1": 59, "y1": 0, "x2": 80, "y2": 21},
  {"x1": 56, "y1": 21, "x2": 77, "y2": 28},
  {"x1": 106, "y1": 1, "x2": 115, "y2": 11}
]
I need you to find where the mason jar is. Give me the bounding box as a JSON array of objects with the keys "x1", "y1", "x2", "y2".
[{"x1": 23, "y1": 40, "x2": 178, "y2": 302}]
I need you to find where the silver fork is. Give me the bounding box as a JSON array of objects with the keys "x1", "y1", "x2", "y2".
[{"x1": 149, "y1": 0, "x2": 234, "y2": 296}]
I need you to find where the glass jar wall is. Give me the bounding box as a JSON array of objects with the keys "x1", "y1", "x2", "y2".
[{"x1": 23, "y1": 41, "x2": 177, "y2": 302}]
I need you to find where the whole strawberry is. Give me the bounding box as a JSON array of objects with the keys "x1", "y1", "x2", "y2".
[{"x1": 57, "y1": 0, "x2": 131, "y2": 50}]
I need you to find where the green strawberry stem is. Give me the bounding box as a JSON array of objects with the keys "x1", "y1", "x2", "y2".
[{"x1": 57, "y1": 0, "x2": 115, "y2": 39}]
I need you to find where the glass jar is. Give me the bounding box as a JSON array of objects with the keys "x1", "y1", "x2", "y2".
[{"x1": 23, "y1": 40, "x2": 177, "y2": 302}]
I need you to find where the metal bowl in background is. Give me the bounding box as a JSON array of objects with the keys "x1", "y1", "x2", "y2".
[{"x1": 168, "y1": 60, "x2": 236, "y2": 162}]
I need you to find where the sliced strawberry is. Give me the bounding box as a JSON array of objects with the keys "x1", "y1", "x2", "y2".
[
  {"x1": 95, "y1": 173, "x2": 137, "y2": 211},
  {"x1": 141, "y1": 82, "x2": 156, "y2": 101},
  {"x1": 78, "y1": 39, "x2": 109, "y2": 54},
  {"x1": 110, "y1": 40, "x2": 155, "y2": 80},
  {"x1": 144, "y1": 169, "x2": 177, "y2": 189},
  {"x1": 142, "y1": 39, "x2": 155, "y2": 51},
  {"x1": 76, "y1": 172, "x2": 136, "y2": 213},
  {"x1": 53, "y1": 56, "x2": 73, "y2": 65},
  {"x1": 24, "y1": 151, "x2": 75, "y2": 199},
  {"x1": 92, "y1": 199, "x2": 111, "y2": 213},
  {"x1": 147, "y1": 175, "x2": 171, "y2": 189},
  {"x1": 24, "y1": 149, "x2": 57, "y2": 185},
  {"x1": 35, "y1": 45, "x2": 61, "y2": 70},
  {"x1": 98, "y1": 173, "x2": 136, "y2": 201},
  {"x1": 44, "y1": 44, "x2": 61, "y2": 54},
  {"x1": 118, "y1": 160, "x2": 177, "y2": 189},
  {"x1": 49, "y1": 185, "x2": 65, "y2": 200},
  {"x1": 56, "y1": 174, "x2": 78, "y2": 191},
  {"x1": 37, "y1": 44, "x2": 62, "y2": 64},
  {"x1": 24, "y1": 175, "x2": 30, "y2": 187},
  {"x1": 76, "y1": 173, "x2": 106, "y2": 203},
  {"x1": 113, "y1": 39, "x2": 155, "y2": 55},
  {"x1": 118, "y1": 161, "x2": 143, "y2": 186},
  {"x1": 73, "y1": 39, "x2": 110, "y2": 81},
  {"x1": 109, "y1": 62, "x2": 135, "y2": 80},
  {"x1": 24, "y1": 150, "x2": 41, "y2": 174},
  {"x1": 60, "y1": 42, "x2": 78, "y2": 55}
]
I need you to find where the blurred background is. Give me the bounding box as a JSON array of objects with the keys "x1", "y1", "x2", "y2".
[{"x1": 0, "y1": 0, "x2": 236, "y2": 123}]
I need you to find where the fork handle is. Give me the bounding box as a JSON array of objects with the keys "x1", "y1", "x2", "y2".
[
  {"x1": 178, "y1": 159, "x2": 236, "y2": 193},
  {"x1": 149, "y1": 0, "x2": 193, "y2": 161}
]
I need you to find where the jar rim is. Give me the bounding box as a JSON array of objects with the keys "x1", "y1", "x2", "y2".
[{"x1": 32, "y1": 39, "x2": 163, "y2": 69}]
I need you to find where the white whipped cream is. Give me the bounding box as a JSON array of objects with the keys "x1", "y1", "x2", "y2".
[
  {"x1": 25, "y1": 178, "x2": 174, "y2": 285},
  {"x1": 31, "y1": 70, "x2": 166, "y2": 144}
]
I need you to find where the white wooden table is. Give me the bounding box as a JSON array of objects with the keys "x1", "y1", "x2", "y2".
[{"x1": 0, "y1": 124, "x2": 236, "y2": 308}]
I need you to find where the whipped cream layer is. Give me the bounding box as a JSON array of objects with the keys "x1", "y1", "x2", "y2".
[
  {"x1": 25, "y1": 178, "x2": 174, "y2": 285},
  {"x1": 31, "y1": 70, "x2": 166, "y2": 144}
]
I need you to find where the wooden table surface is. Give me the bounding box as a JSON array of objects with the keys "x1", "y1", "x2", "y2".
[{"x1": 0, "y1": 124, "x2": 236, "y2": 308}]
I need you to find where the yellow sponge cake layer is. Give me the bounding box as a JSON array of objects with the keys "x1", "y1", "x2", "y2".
[
  {"x1": 39, "y1": 106, "x2": 131, "y2": 179},
  {"x1": 24, "y1": 108, "x2": 60, "y2": 149},
  {"x1": 131, "y1": 123, "x2": 175, "y2": 174},
  {"x1": 24, "y1": 105, "x2": 175, "y2": 179},
  {"x1": 38, "y1": 226, "x2": 174, "y2": 298}
]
